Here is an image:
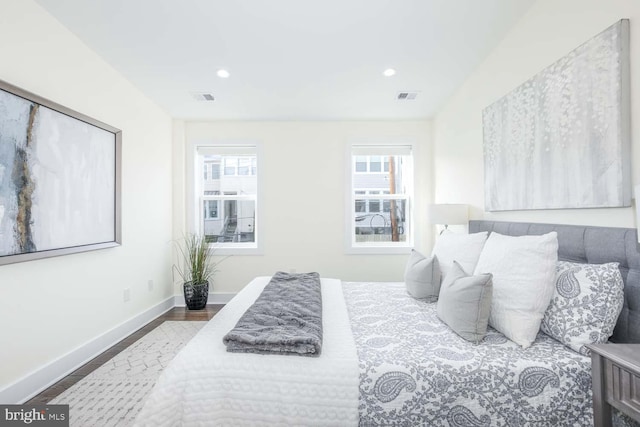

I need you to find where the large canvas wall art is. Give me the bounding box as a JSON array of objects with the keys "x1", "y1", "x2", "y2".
[
  {"x1": 0, "y1": 79, "x2": 121, "y2": 265},
  {"x1": 482, "y1": 20, "x2": 630, "y2": 211}
]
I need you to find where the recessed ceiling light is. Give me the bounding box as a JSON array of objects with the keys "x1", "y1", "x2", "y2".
[
  {"x1": 383, "y1": 68, "x2": 396, "y2": 77},
  {"x1": 217, "y1": 69, "x2": 230, "y2": 78}
]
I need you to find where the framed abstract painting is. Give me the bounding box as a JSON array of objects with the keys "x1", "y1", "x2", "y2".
[
  {"x1": 482, "y1": 20, "x2": 631, "y2": 212},
  {"x1": 0, "y1": 79, "x2": 121, "y2": 265}
]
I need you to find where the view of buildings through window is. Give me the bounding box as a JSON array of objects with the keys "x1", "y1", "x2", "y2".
[
  {"x1": 200, "y1": 153, "x2": 257, "y2": 244},
  {"x1": 197, "y1": 145, "x2": 409, "y2": 249},
  {"x1": 352, "y1": 150, "x2": 412, "y2": 245}
]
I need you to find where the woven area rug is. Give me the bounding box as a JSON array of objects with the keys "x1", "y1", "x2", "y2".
[{"x1": 50, "y1": 321, "x2": 207, "y2": 427}]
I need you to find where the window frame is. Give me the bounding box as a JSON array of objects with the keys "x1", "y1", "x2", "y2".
[
  {"x1": 345, "y1": 141, "x2": 415, "y2": 254},
  {"x1": 187, "y1": 140, "x2": 263, "y2": 255}
]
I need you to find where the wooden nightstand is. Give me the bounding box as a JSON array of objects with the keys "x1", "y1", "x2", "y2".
[{"x1": 588, "y1": 344, "x2": 640, "y2": 427}]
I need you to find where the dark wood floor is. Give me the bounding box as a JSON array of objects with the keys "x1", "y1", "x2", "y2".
[{"x1": 26, "y1": 304, "x2": 224, "y2": 405}]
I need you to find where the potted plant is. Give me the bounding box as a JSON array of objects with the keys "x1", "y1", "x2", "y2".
[{"x1": 173, "y1": 233, "x2": 218, "y2": 310}]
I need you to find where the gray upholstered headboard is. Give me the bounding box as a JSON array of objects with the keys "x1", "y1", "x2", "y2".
[{"x1": 469, "y1": 220, "x2": 640, "y2": 344}]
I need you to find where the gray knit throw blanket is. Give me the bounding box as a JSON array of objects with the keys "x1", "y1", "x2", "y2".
[{"x1": 223, "y1": 272, "x2": 323, "y2": 356}]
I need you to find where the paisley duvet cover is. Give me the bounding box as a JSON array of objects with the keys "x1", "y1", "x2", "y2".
[{"x1": 343, "y1": 282, "x2": 592, "y2": 427}]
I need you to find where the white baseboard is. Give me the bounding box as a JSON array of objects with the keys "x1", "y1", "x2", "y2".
[
  {"x1": 0, "y1": 296, "x2": 175, "y2": 404},
  {"x1": 173, "y1": 291, "x2": 235, "y2": 306}
]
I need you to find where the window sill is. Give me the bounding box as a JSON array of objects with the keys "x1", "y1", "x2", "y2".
[
  {"x1": 209, "y1": 244, "x2": 262, "y2": 256},
  {"x1": 345, "y1": 245, "x2": 413, "y2": 255}
]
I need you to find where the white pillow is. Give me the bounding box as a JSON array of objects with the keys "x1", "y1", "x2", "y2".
[
  {"x1": 473, "y1": 232, "x2": 558, "y2": 348},
  {"x1": 432, "y1": 231, "x2": 488, "y2": 280}
]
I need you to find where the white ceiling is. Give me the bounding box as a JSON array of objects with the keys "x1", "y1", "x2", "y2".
[{"x1": 34, "y1": 0, "x2": 535, "y2": 121}]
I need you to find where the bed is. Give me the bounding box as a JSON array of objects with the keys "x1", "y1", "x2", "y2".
[{"x1": 135, "y1": 220, "x2": 640, "y2": 426}]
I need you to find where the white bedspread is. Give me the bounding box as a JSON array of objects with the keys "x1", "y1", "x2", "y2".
[{"x1": 134, "y1": 277, "x2": 360, "y2": 426}]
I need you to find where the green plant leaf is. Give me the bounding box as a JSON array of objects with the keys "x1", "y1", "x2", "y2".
[{"x1": 172, "y1": 233, "x2": 221, "y2": 286}]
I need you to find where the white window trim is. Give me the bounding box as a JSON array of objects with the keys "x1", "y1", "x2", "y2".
[
  {"x1": 187, "y1": 139, "x2": 264, "y2": 255},
  {"x1": 345, "y1": 140, "x2": 415, "y2": 255}
]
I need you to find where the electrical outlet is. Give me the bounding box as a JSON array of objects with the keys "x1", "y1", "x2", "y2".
[
  {"x1": 148, "y1": 279, "x2": 154, "y2": 291},
  {"x1": 123, "y1": 288, "x2": 130, "y2": 302}
]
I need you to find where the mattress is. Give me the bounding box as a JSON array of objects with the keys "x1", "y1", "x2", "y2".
[
  {"x1": 343, "y1": 281, "x2": 592, "y2": 426},
  {"x1": 134, "y1": 277, "x2": 360, "y2": 426}
]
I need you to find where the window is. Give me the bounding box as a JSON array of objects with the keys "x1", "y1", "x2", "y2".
[
  {"x1": 348, "y1": 144, "x2": 413, "y2": 252},
  {"x1": 354, "y1": 156, "x2": 388, "y2": 174},
  {"x1": 238, "y1": 157, "x2": 251, "y2": 176},
  {"x1": 355, "y1": 191, "x2": 366, "y2": 213},
  {"x1": 382, "y1": 190, "x2": 391, "y2": 212},
  {"x1": 204, "y1": 200, "x2": 219, "y2": 219},
  {"x1": 211, "y1": 164, "x2": 220, "y2": 180},
  {"x1": 370, "y1": 156, "x2": 382, "y2": 172},
  {"x1": 194, "y1": 144, "x2": 260, "y2": 253},
  {"x1": 354, "y1": 189, "x2": 390, "y2": 214},
  {"x1": 368, "y1": 190, "x2": 381, "y2": 212},
  {"x1": 203, "y1": 162, "x2": 221, "y2": 181},
  {"x1": 219, "y1": 157, "x2": 256, "y2": 177},
  {"x1": 224, "y1": 158, "x2": 236, "y2": 176}
]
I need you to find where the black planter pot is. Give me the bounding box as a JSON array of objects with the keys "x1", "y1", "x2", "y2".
[{"x1": 183, "y1": 281, "x2": 209, "y2": 310}]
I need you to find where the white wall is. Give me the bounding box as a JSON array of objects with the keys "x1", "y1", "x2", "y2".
[
  {"x1": 434, "y1": 0, "x2": 640, "y2": 227},
  {"x1": 174, "y1": 121, "x2": 433, "y2": 293},
  {"x1": 0, "y1": 0, "x2": 173, "y2": 399}
]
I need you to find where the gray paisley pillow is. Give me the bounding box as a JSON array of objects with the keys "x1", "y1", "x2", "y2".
[{"x1": 541, "y1": 261, "x2": 624, "y2": 355}]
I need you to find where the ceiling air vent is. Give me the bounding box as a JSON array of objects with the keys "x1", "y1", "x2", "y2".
[
  {"x1": 191, "y1": 92, "x2": 215, "y2": 101},
  {"x1": 396, "y1": 91, "x2": 419, "y2": 101}
]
